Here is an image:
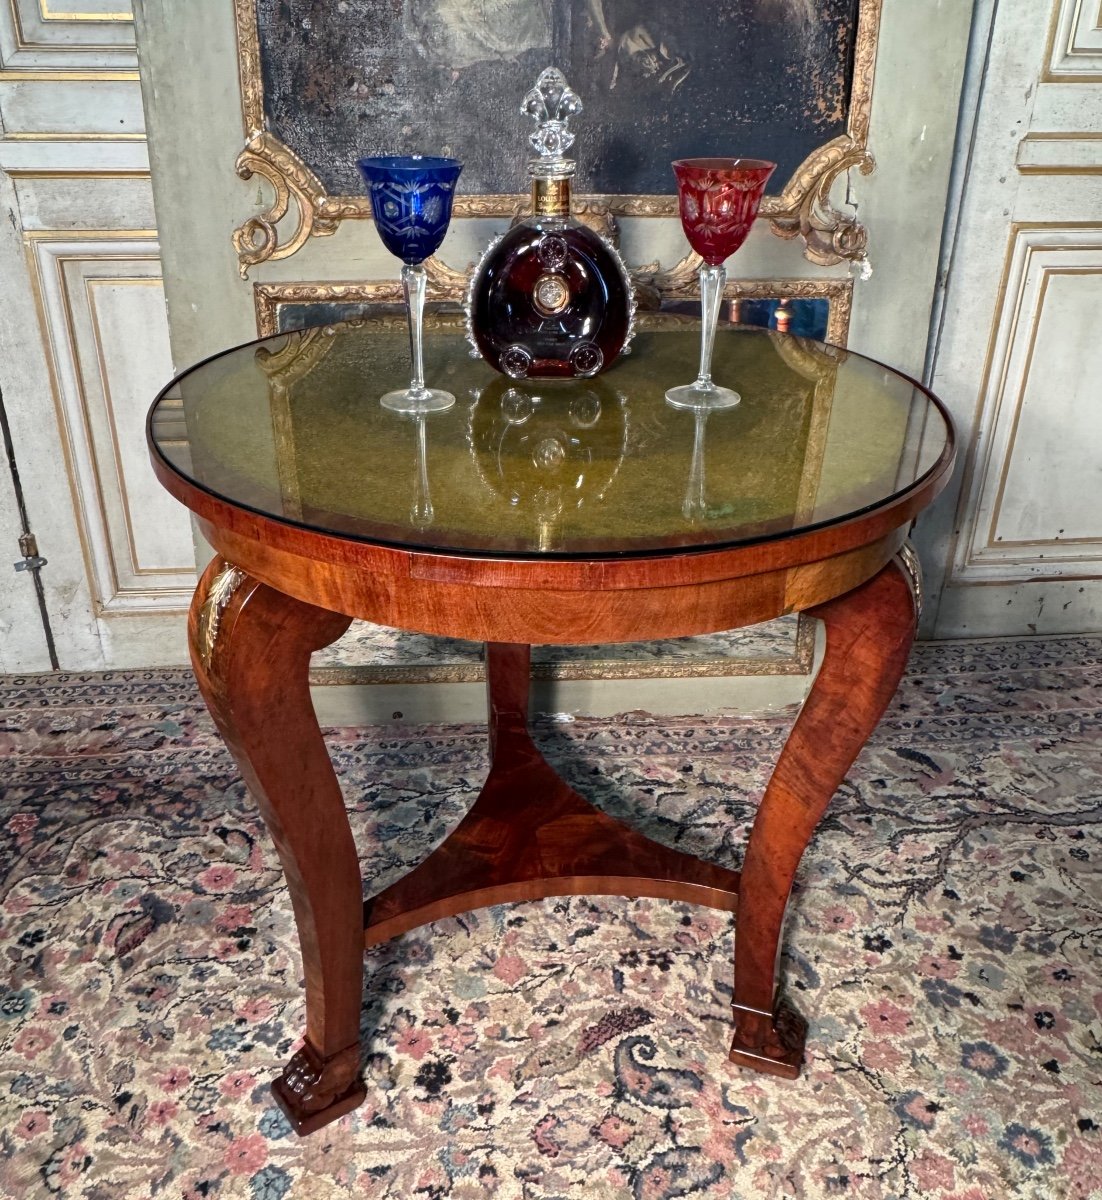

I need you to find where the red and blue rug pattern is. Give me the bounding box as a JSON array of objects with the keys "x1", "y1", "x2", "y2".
[{"x1": 1, "y1": 637, "x2": 1100, "y2": 1199}]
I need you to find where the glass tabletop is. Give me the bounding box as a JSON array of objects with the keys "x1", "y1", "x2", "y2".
[{"x1": 149, "y1": 323, "x2": 952, "y2": 560}]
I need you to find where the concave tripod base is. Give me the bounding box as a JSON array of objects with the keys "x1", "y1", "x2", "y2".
[
  {"x1": 380, "y1": 387, "x2": 455, "y2": 414},
  {"x1": 362, "y1": 644, "x2": 741, "y2": 949},
  {"x1": 363, "y1": 743, "x2": 742, "y2": 947},
  {"x1": 665, "y1": 382, "x2": 741, "y2": 411}
]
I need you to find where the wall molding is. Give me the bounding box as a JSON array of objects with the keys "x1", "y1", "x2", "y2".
[
  {"x1": 951, "y1": 222, "x2": 1102, "y2": 583},
  {"x1": 1016, "y1": 131, "x2": 1102, "y2": 175},
  {"x1": 24, "y1": 230, "x2": 194, "y2": 614},
  {"x1": 1044, "y1": 0, "x2": 1102, "y2": 82},
  {"x1": 1, "y1": 0, "x2": 135, "y2": 71}
]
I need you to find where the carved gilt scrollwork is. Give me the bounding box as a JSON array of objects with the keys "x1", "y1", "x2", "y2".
[
  {"x1": 631, "y1": 250, "x2": 704, "y2": 308},
  {"x1": 422, "y1": 255, "x2": 474, "y2": 296},
  {"x1": 728, "y1": 278, "x2": 853, "y2": 345},
  {"x1": 254, "y1": 276, "x2": 854, "y2": 350},
  {"x1": 231, "y1": 0, "x2": 882, "y2": 277},
  {"x1": 769, "y1": 142, "x2": 875, "y2": 268},
  {"x1": 767, "y1": 0, "x2": 881, "y2": 269},
  {"x1": 254, "y1": 325, "x2": 338, "y2": 384},
  {"x1": 232, "y1": 132, "x2": 339, "y2": 280},
  {"x1": 253, "y1": 272, "x2": 472, "y2": 336}
]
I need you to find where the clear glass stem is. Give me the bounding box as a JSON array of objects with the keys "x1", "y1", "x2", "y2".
[
  {"x1": 695, "y1": 262, "x2": 726, "y2": 389},
  {"x1": 403, "y1": 262, "x2": 428, "y2": 397},
  {"x1": 411, "y1": 414, "x2": 433, "y2": 527}
]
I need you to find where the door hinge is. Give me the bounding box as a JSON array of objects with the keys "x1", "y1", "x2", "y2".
[{"x1": 14, "y1": 531, "x2": 47, "y2": 573}]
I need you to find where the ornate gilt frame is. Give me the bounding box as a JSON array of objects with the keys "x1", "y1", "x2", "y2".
[
  {"x1": 232, "y1": 0, "x2": 882, "y2": 279},
  {"x1": 254, "y1": 276, "x2": 853, "y2": 342}
]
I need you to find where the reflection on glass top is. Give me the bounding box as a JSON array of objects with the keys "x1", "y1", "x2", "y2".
[{"x1": 149, "y1": 324, "x2": 951, "y2": 560}]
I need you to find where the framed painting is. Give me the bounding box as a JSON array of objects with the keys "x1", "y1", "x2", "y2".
[{"x1": 233, "y1": 0, "x2": 882, "y2": 278}]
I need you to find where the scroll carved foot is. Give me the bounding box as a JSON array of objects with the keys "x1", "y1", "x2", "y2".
[
  {"x1": 729, "y1": 997, "x2": 808, "y2": 1079},
  {"x1": 271, "y1": 1041, "x2": 366, "y2": 1136}
]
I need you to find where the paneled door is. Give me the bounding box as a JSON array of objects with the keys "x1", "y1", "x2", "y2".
[
  {"x1": 923, "y1": 0, "x2": 1102, "y2": 637},
  {"x1": 0, "y1": 1, "x2": 194, "y2": 671}
]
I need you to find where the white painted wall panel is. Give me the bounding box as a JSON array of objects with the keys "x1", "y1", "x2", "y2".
[
  {"x1": 994, "y1": 267, "x2": 1102, "y2": 546},
  {"x1": 1017, "y1": 133, "x2": 1102, "y2": 173},
  {"x1": 38, "y1": 0, "x2": 133, "y2": 19},
  {"x1": 1046, "y1": 0, "x2": 1102, "y2": 76},
  {"x1": 12, "y1": 172, "x2": 156, "y2": 230},
  {"x1": 28, "y1": 238, "x2": 193, "y2": 612},
  {"x1": 0, "y1": 80, "x2": 144, "y2": 136},
  {"x1": 947, "y1": 226, "x2": 1102, "y2": 584},
  {"x1": 85, "y1": 276, "x2": 189, "y2": 575},
  {"x1": 919, "y1": 0, "x2": 1102, "y2": 636},
  {"x1": 6, "y1": 0, "x2": 134, "y2": 53},
  {"x1": 0, "y1": 140, "x2": 148, "y2": 172},
  {"x1": 0, "y1": 0, "x2": 188, "y2": 668}
]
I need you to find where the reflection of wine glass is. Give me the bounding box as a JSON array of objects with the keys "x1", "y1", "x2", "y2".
[
  {"x1": 665, "y1": 157, "x2": 775, "y2": 411},
  {"x1": 682, "y1": 407, "x2": 710, "y2": 523},
  {"x1": 409, "y1": 413, "x2": 435, "y2": 529},
  {"x1": 357, "y1": 155, "x2": 463, "y2": 414}
]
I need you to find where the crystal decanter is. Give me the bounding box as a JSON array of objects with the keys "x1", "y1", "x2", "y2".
[{"x1": 466, "y1": 67, "x2": 636, "y2": 380}]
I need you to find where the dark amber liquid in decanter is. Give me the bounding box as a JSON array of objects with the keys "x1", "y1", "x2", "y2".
[
  {"x1": 469, "y1": 216, "x2": 633, "y2": 379},
  {"x1": 466, "y1": 67, "x2": 635, "y2": 380}
]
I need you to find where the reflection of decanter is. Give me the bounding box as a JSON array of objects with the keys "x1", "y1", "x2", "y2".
[
  {"x1": 466, "y1": 68, "x2": 636, "y2": 380},
  {"x1": 468, "y1": 376, "x2": 628, "y2": 550}
]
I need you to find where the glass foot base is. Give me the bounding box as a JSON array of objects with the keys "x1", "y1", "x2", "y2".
[
  {"x1": 380, "y1": 387, "x2": 455, "y2": 414},
  {"x1": 665, "y1": 383, "x2": 741, "y2": 411}
]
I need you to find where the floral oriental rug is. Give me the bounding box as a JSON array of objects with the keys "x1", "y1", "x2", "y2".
[{"x1": 0, "y1": 636, "x2": 1100, "y2": 1200}]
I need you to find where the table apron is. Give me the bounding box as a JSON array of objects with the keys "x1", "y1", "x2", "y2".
[{"x1": 197, "y1": 518, "x2": 908, "y2": 645}]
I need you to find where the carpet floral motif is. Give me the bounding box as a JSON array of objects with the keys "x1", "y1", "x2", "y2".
[{"x1": 1, "y1": 637, "x2": 1100, "y2": 1199}]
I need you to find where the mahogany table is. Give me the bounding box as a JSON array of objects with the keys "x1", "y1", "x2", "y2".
[{"x1": 147, "y1": 322, "x2": 954, "y2": 1135}]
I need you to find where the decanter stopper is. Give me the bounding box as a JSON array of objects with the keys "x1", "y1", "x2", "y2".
[{"x1": 523, "y1": 67, "x2": 582, "y2": 178}]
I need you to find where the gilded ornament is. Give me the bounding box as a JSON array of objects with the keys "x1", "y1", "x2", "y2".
[
  {"x1": 197, "y1": 562, "x2": 247, "y2": 667},
  {"x1": 897, "y1": 541, "x2": 924, "y2": 618}
]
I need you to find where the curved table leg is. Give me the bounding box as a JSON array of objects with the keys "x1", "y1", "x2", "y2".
[
  {"x1": 730, "y1": 554, "x2": 917, "y2": 1077},
  {"x1": 188, "y1": 559, "x2": 361, "y2": 1135}
]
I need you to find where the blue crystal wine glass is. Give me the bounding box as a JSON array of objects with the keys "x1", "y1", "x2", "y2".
[{"x1": 357, "y1": 155, "x2": 463, "y2": 413}]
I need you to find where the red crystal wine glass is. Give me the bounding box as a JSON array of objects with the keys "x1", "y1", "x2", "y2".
[{"x1": 666, "y1": 157, "x2": 776, "y2": 410}]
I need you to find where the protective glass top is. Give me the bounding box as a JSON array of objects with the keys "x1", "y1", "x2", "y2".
[{"x1": 149, "y1": 324, "x2": 952, "y2": 560}]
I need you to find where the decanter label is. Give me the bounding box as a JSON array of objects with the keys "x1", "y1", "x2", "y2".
[{"x1": 532, "y1": 177, "x2": 571, "y2": 216}]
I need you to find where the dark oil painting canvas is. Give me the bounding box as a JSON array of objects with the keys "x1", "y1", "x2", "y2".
[{"x1": 256, "y1": 0, "x2": 861, "y2": 199}]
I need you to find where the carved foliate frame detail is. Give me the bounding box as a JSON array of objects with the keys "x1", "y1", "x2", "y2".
[
  {"x1": 231, "y1": 0, "x2": 882, "y2": 277},
  {"x1": 253, "y1": 270, "x2": 474, "y2": 336},
  {"x1": 232, "y1": 133, "x2": 341, "y2": 278}
]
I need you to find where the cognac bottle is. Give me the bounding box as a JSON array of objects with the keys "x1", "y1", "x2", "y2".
[{"x1": 466, "y1": 68, "x2": 636, "y2": 380}]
